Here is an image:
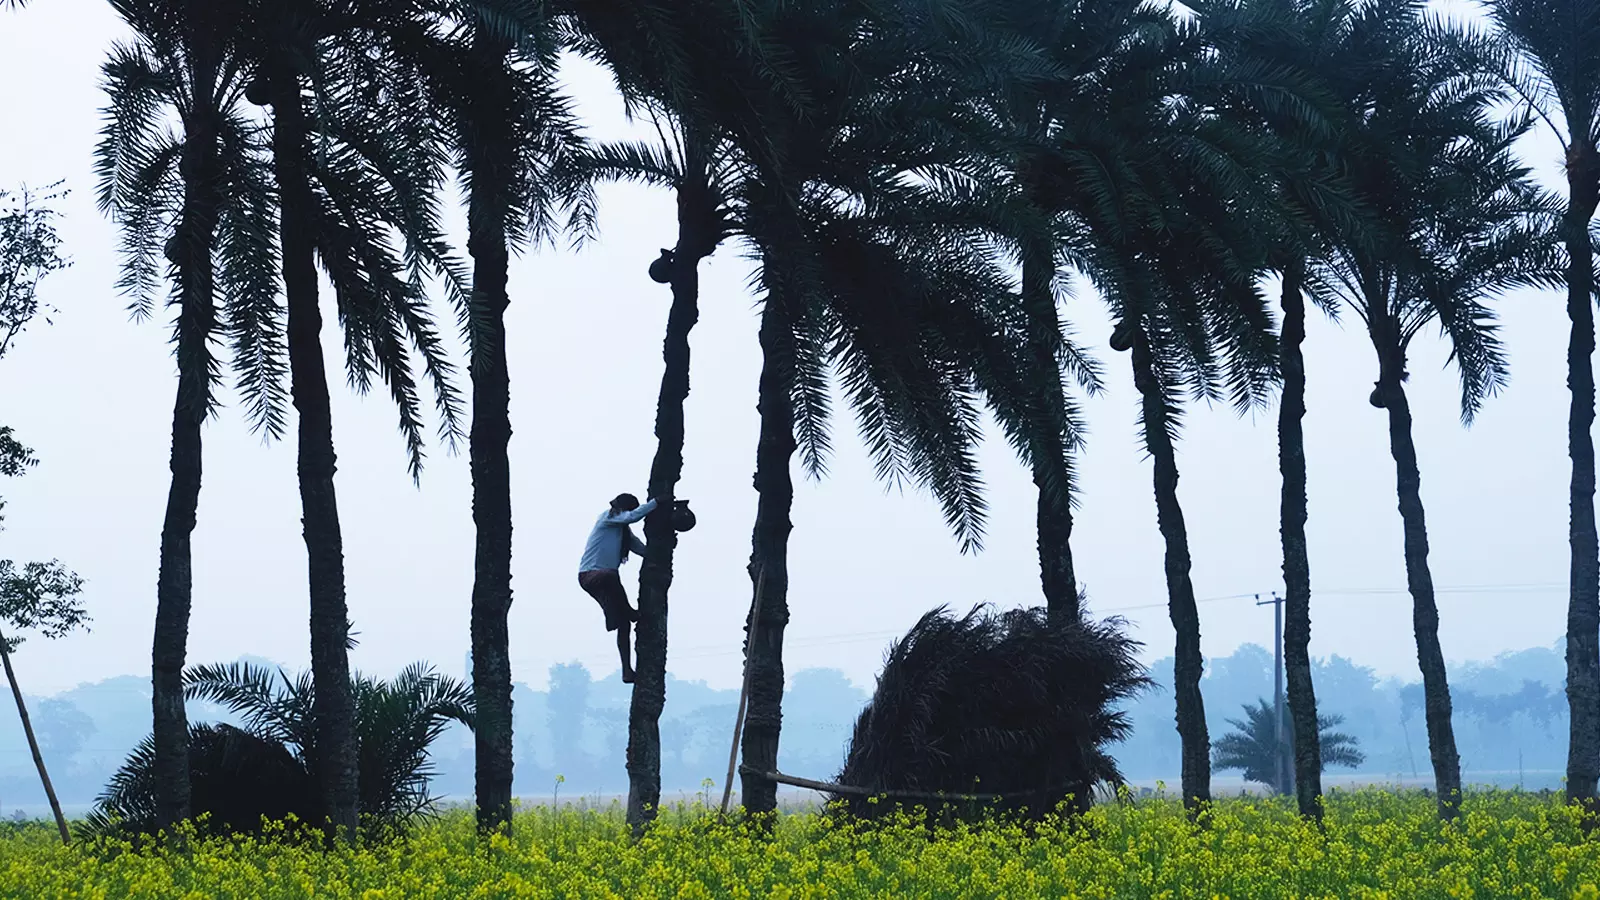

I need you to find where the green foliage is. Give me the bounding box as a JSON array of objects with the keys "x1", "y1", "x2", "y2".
[
  {"x1": 0, "y1": 184, "x2": 66, "y2": 531},
  {"x1": 82, "y1": 661, "x2": 474, "y2": 840},
  {"x1": 1213, "y1": 697, "x2": 1365, "y2": 791},
  {"x1": 0, "y1": 561, "x2": 87, "y2": 653},
  {"x1": 0, "y1": 184, "x2": 70, "y2": 362},
  {"x1": 1293, "y1": 0, "x2": 1561, "y2": 419},
  {"x1": 568, "y1": 0, "x2": 1070, "y2": 550},
  {"x1": 80, "y1": 723, "x2": 320, "y2": 843},
  {"x1": 1483, "y1": 0, "x2": 1600, "y2": 154},
  {"x1": 0, "y1": 426, "x2": 35, "y2": 531},
  {"x1": 0, "y1": 187, "x2": 83, "y2": 651},
  {"x1": 0, "y1": 426, "x2": 32, "y2": 481},
  {"x1": 243, "y1": 0, "x2": 489, "y2": 473},
  {"x1": 96, "y1": 0, "x2": 282, "y2": 428}
]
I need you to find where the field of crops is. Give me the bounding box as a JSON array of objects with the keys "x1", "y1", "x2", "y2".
[{"x1": 0, "y1": 791, "x2": 1595, "y2": 899}]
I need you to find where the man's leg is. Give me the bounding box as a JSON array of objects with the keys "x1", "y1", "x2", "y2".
[
  {"x1": 604, "y1": 572, "x2": 636, "y2": 683},
  {"x1": 617, "y1": 620, "x2": 635, "y2": 683}
]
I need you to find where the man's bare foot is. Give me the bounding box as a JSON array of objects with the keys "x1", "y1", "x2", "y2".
[{"x1": 622, "y1": 670, "x2": 636, "y2": 684}]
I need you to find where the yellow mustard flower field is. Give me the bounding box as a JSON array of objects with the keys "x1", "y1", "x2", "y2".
[{"x1": 0, "y1": 791, "x2": 1596, "y2": 899}]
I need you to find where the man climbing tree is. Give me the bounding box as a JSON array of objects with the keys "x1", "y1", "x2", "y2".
[{"x1": 577, "y1": 493, "x2": 655, "y2": 683}]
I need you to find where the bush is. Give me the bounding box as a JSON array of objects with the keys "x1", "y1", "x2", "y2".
[
  {"x1": 835, "y1": 604, "x2": 1148, "y2": 821},
  {"x1": 82, "y1": 661, "x2": 472, "y2": 840}
]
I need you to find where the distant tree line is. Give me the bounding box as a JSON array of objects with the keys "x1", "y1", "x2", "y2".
[{"x1": 0, "y1": 643, "x2": 1569, "y2": 813}]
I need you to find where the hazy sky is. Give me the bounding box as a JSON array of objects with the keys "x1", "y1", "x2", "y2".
[{"x1": 0, "y1": 1, "x2": 1577, "y2": 697}]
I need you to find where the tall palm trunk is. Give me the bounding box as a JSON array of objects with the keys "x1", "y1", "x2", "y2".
[
  {"x1": 0, "y1": 625, "x2": 68, "y2": 843},
  {"x1": 626, "y1": 159, "x2": 713, "y2": 833},
  {"x1": 466, "y1": 32, "x2": 517, "y2": 836},
  {"x1": 1371, "y1": 318, "x2": 1461, "y2": 820},
  {"x1": 272, "y1": 76, "x2": 358, "y2": 841},
  {"x1": 1022, "y1": 251, "x2": 1078, "y2": 621},
  {"x1": 1564, "y1": 142, "x2": 1600, "y2": 812},
  {"x1": 153, "y1": 119, "x2": 222, "y2": 831},
  {"x1": 1276, "y1": 262, "x2": 1322, "y2": 820},
  {"x1": 1130, "y1": 335, "x2": 1210, "y2": 810},
  {"x1": 739, "y1": 291, "x2": 796, "y2": 818}
]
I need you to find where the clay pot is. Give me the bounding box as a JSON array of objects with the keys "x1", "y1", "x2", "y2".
[
  {"x1": 671, "y1": 499, "x2": 696, "y2": 533},
  {"x1": 648, "y1": 249, "x2": 675, "y2": 284}
]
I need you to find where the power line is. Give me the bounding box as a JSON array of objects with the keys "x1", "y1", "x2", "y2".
[{"x1": 666, "y1": 581, "x2": 1567, "y2": 662}]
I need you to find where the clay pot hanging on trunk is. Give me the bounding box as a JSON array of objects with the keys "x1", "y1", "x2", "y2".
[{"x1": 671, "y1": 499, "x2": 696, "y2": 533}]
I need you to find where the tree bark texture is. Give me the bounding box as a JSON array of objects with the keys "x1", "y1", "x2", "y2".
[
  {"x1": 1277, "y1": 263, "x2": 1323, "y2": 820},
  {"x1": 1564, "y1": 143, "x2": 1600, "y2": 812},
  {"x1": 1130, "y1": 338, "x2": 1210, "y2": 810},
  {"x1": 0, "y1": 627, "x2": 68, "y2": 843},
  {"x1": 274, "y1": 80, "x2": 358, "y2": 842},
  {"x1": 739, "y1": 293, "x2": 796, "y2": 818},
  {"x1": 626, "y1": 168, "x2": 712, "y2": 833},
  {"x1": 1371, "y1": 321, "x2": 1461, "y2": 820},
  {"x1": 153, "y1": 118, "x2": 222, "y2": 831},
  {"x1": 1021, "y1": 250, "x2": 1078, "y2": 622},
  {"x1": 466, "y1": 31, "x2": 517, "y2": 836}
]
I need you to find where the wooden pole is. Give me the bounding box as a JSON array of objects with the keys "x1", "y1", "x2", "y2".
[
  {"x1": 1273, "y1": 592, "x2": 1288, "y2": 795},
  {"x1": 1258, "y1": 592, "x2": 1289, "y2": 796},
  {"x1": 739, "y1": 766, "x2": 1068, "y2": 804},
  {"x1": 720, "y1": 566, "x2": 766, "y2": 817},
  {"x1": 0, "y1": 626, "x2": 69, "y2": 843}
]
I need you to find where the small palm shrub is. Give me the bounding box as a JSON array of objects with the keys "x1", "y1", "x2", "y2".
[
  {"x1": 835, "y1": 604, "x2": 1148, "y2": 821},
  {"x1": 1212, "y1": 698, "x2": 1365, "y2": 792},
  {"x1": 82, "y1": 661, "x2": 472, "y2": 840}
]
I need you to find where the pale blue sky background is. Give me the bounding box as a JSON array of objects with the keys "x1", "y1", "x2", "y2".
[{"x1": 0, "y1": 0, "x2": 1575, "y2": 696}]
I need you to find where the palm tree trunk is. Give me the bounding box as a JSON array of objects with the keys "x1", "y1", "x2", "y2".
[
  {"x1": 1372, "y1": 328, "x2": 1461, "y2": 820},
  {"x1": 626, "y1": 162, "x2": 712, "y2": 834},
  {"x1": 1022, "y1": 251, "x2": 1078, "y2": 621},
  {"x1": 0, "y1": 626, "x2": 68, "y2": 843},
  {"x1": 1564, "y1": 144, "x2": 1600, "y2": 813},
  {"x1": 1130, "y1": 336, "x2": 1209, "y2": 810},
  {"x1": 153, "y1": 127, "x2": 221, "y2": 831},
  {"x1": 273, "y1": 80, "x2": 358, "y2": 842},
  {"x1": 739, "y1": 293, "x2": 796, "y2": 819},
  {"x1": 465, "y1": 31, "x2": 516, "y2": 837},
  {"x1": 1033, "y1": 466, "x2": 1077, "y2": 619},
  {"x1": 1277, "y1": 262, "x2": 1322, "y2": 820}
]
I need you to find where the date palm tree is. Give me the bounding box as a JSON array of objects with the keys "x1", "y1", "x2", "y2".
[
  {"x1": 1312, "y1": 4, "x2": 1561, "y2": 819},
  {"x1": 588, "y1": 120, "x2": 729, "y2": 833},
  {"x1": 1482, "y1": 0, "x2": 1600, "y2": 814},
  {"x1": 560, "y1": 1, "x2": 746, "y2": 828},
  {"x1": 722, "y1": 0, "x2": 1021, "y2": 819},
  {"x1": 1195, "y1": 0, "x2": 1382, "y2": 820},
  {"x1": 990, "y1": 7, "x2": 1284, "y2": 810},
  {"x1": 97, "y1": 0, "x2": 283, "y2": 831},
  {"x1": 729, "y1": 196, "x2": 1021, "y2": 816},
  {"x1": 371, "y1": 0, "x2": 586, "y2": 835},
  {"x1": 241, "y1": 0, "x2": 468, "y2": 840},
  {"x1": 962, "y1": 0, "x2": 1171, "y2": 623}
]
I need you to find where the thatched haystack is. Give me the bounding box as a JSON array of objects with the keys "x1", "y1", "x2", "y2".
[{"x1": 834, "y1": 604, "x2": 1148, "y2": 821}]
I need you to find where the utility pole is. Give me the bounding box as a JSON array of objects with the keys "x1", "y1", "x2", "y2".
[{"x1": 1257, "y1": 592, "x2": 1289, "y2": 796}]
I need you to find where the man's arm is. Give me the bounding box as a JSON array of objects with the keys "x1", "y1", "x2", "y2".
[
  {"x1": 627, "y1": 530, "x2": 648, "y2": 559},
  {"x1": 606, "y1": 498, "x2": 657, "y2": 525}
]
